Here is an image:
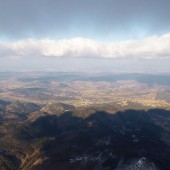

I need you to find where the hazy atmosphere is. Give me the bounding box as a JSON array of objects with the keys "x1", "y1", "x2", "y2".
[
  {"x1": 0, "y1": 0, "x2": 170, "y2": 72},
  {"x1": 1, "y1": 1, "x2": 170, "y2": 170}
]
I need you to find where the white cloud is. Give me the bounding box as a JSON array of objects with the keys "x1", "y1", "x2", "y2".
[{"x1": 0, "y1": 33, "x2": 170, "y2": 59}]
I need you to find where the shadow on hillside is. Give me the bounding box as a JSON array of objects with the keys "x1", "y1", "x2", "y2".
[{"x1": 25, "y1": 109, "x2": 170, "y2": 170}]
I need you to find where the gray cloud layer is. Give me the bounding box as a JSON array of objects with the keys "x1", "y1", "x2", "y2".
[{"x1": 0, "y1": 0, "x2": 170, "y2": 39}]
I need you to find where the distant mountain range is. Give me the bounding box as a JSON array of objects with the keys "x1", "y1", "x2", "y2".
[{"x1": 0, "y1": 72, "x2": 170, "y2": 169}]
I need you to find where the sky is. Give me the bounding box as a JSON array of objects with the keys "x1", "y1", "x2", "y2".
[{"x1": 0, "y1": 0, "x2": 170, "y2": 73}]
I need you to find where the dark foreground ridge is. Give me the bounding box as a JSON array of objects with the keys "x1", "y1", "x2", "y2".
[{"x1": 0, "y1": 108, "x2": 170, "y2": 170}]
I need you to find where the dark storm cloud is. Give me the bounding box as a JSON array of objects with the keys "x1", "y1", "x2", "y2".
[{"x1": 0, "y1": 0, "x2": 170, "y2": 39}]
